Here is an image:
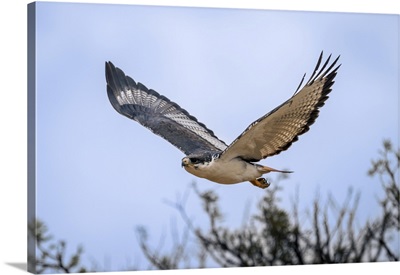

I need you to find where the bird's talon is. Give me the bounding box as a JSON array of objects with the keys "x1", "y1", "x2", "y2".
[{"x1": 250, "y1": 178, "x2": 271, "y2": 189}]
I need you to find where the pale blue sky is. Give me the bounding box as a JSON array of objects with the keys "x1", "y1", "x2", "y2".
[{"x1": 34, "y1": 2, "x2": 398, "y2": 271}]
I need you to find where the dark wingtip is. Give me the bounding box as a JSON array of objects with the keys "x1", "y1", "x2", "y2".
[
  {"x1": 105, "y1": 61, "x2": 126, "y2": 115},
  {"x1": 105, "y1": 61, "x2": 114, "y2": 70},
  {"x1": 105, "y1": 61, "x2": 115, "y2": 83}
]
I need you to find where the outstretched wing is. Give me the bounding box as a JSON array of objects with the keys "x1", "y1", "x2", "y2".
[
  {"x1": 106, "y1": 61, "x2": 228, "y2": 155},
  {"x1": 220, "y1": 52, "x2": 341, "y2": 162}
]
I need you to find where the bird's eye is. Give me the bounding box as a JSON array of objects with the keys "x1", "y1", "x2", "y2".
[{"x1": 190, "y1": 158, "x2": 199, "y2": 164}]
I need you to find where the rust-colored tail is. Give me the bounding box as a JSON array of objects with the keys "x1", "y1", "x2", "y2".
[{"x1": 257, "y1": 164, "x2": 293, "y2": 174}]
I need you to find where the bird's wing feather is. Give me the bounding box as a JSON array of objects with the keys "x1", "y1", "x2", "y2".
[
  {"x1": 220, "y1": 52, "x2": 341, "y2": 162},
  {"x1": 106, "y1": 61, "x2": 228, "y2": 155}
]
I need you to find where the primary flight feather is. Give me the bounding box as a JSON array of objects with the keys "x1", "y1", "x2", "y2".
[{"x1": 106, "y1": 52, "x2": 340, "y2": 188}]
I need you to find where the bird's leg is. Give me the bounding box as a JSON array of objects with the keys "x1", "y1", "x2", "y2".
[{"x1": 249, "y1": 177, "x2": 271, "y2": 189}]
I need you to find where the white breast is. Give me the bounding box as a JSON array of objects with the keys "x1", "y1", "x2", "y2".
[{"x1": 183, "y1": 157, "x2": 262, "y2": 184}]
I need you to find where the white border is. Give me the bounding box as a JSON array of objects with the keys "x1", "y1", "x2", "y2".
[{"x1": 0, "y1": 1, "x2": 398, "y2": 275}]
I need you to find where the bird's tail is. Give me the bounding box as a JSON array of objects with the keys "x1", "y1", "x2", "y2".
[{"x1": 257, "y1": 164, "x2": 293, "y2": 174}]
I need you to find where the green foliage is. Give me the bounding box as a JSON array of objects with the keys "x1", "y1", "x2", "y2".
[
  {"x1": 138, "y1": 139, "x2": 399, "y2": 269},
  {"x1": 28, "y1": 219, "x2": 87, "y2": 273}
]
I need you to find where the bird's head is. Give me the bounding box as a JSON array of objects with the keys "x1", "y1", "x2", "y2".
[
  {"x1": 182, "y1": 156, "x2": 209, "y2": 178},
  {"x1": 181, "y1": 155, "x2": 207, "y2": 169},
  {"x1": 181, "y1": 157, "x2": 192, "y2": 167},
  {"x1": 182, "y1": 153, "x2": 219, "y2": 168},
  {"x1": 181, "y1": 157, "x2": 202, "y2": 168}
]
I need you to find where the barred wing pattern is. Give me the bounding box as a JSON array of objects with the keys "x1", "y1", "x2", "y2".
[
  {"x1": 220, "y1": 53, "x2": 341, "y2": 162},
  {"x1": 106, "y1": 62, "x2": 228, "y2": 155}
]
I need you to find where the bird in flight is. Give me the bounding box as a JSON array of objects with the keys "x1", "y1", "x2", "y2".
[{"x1": 106, "y1": 52, "x2": 340, "y2": 189}]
